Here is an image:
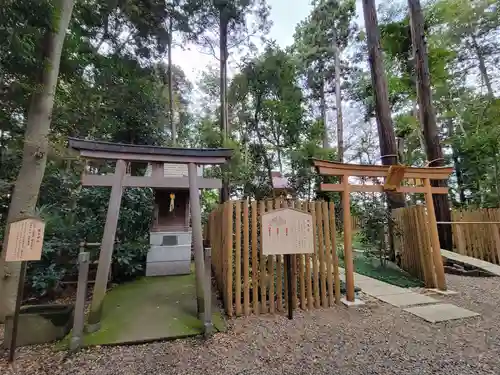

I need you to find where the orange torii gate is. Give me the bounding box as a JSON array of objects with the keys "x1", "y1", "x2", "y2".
[{"x1": 313, "y1": 159, "x2": 453, "y2": 302}]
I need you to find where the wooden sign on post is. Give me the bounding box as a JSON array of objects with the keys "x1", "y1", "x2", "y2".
[
  {"x1": 5, "y1": 218, "x2": 45, "y2": 262},
  {"x1": 261, "y1": 208, "x2": 313, "y2": 320},
  {"x1": 261, "y1": 208, "x2": 314, "y2": 256},
  {"x1": 4, "y1": 217, "x2": 45, "y2": 362}
]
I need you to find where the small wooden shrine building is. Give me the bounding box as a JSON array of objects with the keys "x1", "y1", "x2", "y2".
[
  {"x1": 68, "y1": 137, "x2": 232, "y2": 331},
  {"x1": 271, "y1": 171, "x2": 293, "y2": 198}
]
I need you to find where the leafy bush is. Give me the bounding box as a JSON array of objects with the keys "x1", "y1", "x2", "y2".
[
  {"x1": 112, "y1": 239, "x2": 150, "y2": 282},
  {"x1": 24, "y1": 169, "x2": 155, "y2": 298}
]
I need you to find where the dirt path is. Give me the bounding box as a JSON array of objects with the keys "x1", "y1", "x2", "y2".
[{"x1": 1, "y1": 274, "x2": 499, "y2": 375}]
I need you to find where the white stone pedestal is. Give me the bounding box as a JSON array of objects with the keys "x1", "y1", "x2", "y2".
[{"x1": 146, "y1": 231, "x2": 192, "y2": 276}]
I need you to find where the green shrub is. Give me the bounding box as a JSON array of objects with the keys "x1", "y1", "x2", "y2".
[{"x1": 23, "y1": 169, "x2": 154, "y2": 298}]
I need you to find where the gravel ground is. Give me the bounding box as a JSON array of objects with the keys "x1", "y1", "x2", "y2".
[{"x1": 1, "y1": 274, "x2": 500, "y2": 375}]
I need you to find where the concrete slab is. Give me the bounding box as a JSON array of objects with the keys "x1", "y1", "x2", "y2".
[
  {"x1": 428, "y1": 288, "x2": 459, "y2": 296},
  {"x1": 352, "y1": 277, "x2": 386, "y2": 287},
  {"x1": 362, "y1": 284, "x2": 411, "y2": 297},
  {"x1": 404, "y1": 303, "x2": 480, "y2": 323},
  {"x1": 374, "y1": 292, "x2": 438, "y2": 307}
]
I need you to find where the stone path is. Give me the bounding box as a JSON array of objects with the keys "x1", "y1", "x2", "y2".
[
  {"x1": 339, "y1": 267, "x2": 480, "y2": 323},
  {"x1": 441, "y1": 248, "x2": 500, "y2": 276}
]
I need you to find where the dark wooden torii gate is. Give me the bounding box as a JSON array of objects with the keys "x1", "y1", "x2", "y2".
[
  {"x1": 68, "y1": 138, "x2": 232, "y2": 331},
  {"x1": 313, "y1": 159, "x2": 453, "y2": 302}
]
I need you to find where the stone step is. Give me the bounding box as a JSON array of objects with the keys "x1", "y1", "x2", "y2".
[
  {"x1": 404, "y1": 303, "x2": 480, "y2": 323},
  {"x1": 147, "y1": 245, "x2": 191, "y2": 263}
]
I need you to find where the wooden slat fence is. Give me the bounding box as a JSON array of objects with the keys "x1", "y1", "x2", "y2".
[
  {"x1": 450, "y1": 209, "x2": 500, "y2": 264},
  {"x1": 393, "y1": 205, "x2": 437, "y2": 288},
  {"x1": 207, "y1": 199, "x2": 342, "y2": 317}
]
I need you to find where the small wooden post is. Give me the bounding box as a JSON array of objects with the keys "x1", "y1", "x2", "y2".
[
  {"x1": 490, "y1": 222, "x2": 500, "y2": 264},
  {"x1": 234, "y1": 201, "x2": 242, "y2": 316},
  {"x1": 259, "y1": 200, "x2": 267, "y2": 313},
  {"x1": 70, "y1": 252, "x2": 90, "y2": 351},
  {"x1": 329, "y1": 202, "x2": 341, "y2": 304},
  {"x1": 188, "y1": 162, "x2": 205, "y2": 318},
  {"x1": 285, "y1": 254, "x2": 293, "y2": 319},
  {"x1": 243, "y1": 201, "x2": 250, "y2": 316},
  {"x1": 87, "y1": 159, "x2": 126, "y2": 331},
  {"x1": 423, "y1": 178, "x2": 447, "y2": 291},
  {"x1": 266, "y1": 199, "x2": 275, "y2": 313},
  {"x1": 342, "y1": 176, "x2": 355, "y2": 302},
  {"x1": 203, "y1": 246, "x2": 213, "y2": 337},
  {"x1": 322, "y1": 202, "x2": 334, "y2": 306},
  {"x1": 7, "y1": 261, "x2": 27, "y2": 362},
  {"x1": 251, "y1": 201, "x2": 259, "y2": 314},
  {"x1": 224, "y1": 202, "x2": 233, "y2": 317}
]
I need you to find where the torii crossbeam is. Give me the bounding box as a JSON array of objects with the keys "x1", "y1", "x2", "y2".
[{"x1": 313, "y1": 159, "x2": 453, "y2": 302}]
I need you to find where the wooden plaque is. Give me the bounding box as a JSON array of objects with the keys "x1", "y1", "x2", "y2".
[
  {"x1": 262, "y1": 208, "x2": 314, "y2": 255},
  {"x1": 5, "y1": 218, "x2": 45, "y2": 262}
]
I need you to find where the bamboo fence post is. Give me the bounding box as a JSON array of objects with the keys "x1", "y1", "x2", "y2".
[
  {"x1": 234, "y1": 201, "x2": 242, "y2": 316},
  {"x1": 251, "y1": 201, "x2": 259, "y2": 315},
  {"x1": 305, "y1": 202, "x2": 314, "y2": 309},
  {"x1": 243, "y1": 200, "x2": 250, "y2": 316},
  {"x1": 492, "y1": 210, "x2": 500, "y2": 265},
  {"x1": 296, "y1": 201, "x2": 306, "y2": 310},
  {"x1": 259, "y1": 200, "x2": 267, "y2": 313},
  {"x1": 423, "y1": 178, "x2": 447, "y2": 291},
  {"x1": 282, "y1": 199, "x2": 289, "y2": 311},
  {"x1": 315, "y1": 201, "x2": 327, "y2": 307},
  {"x1": 310, "y1": 202, "x2": 320, "y2": 308},
  {"x1": 266, "y1": 199, "x2": 275, "y2": 314},
  {"x1": 322, "y1": 202, "x2": 334, "y2": 306},
  {"x1": 225, "y1": 201, "x2": 234, "y2": 316},
  {"x1": 329, "y1": 202, "x2": 340, "y2": 304},
  {"x1": 275, "y1": 198, "x2": 283, "y2": 312},
  {"x1": 289, "y1": 199, "x2": 297, "y2": 309}
]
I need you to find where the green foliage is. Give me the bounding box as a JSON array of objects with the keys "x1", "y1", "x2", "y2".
[
  {"x1": 20, "y1": 167, "x2": 155, "y2": 297},
  {"x1": 292, "y1": 0, "x2": 356, "y2": 114},
  {"x1": 3, "y1": 0, "x2": 500, "y2": 300}
]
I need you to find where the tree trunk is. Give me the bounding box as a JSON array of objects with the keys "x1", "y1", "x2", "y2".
[
  {"x1": 446, "y1": 115, "x2": 466, "y2": 205},
  {"x1": 361, "y1": 0, "x2": 406, "y2": 212},
  {"x1": 0, "y1": 0, "x2": 75, "y2": 324},
  {"x1": 471, "y1": 35, "x2": 493, "y2": 97},
  {"x1": 408, "y1": 0, "x2": 453, "y2": 250},
  {"x1": 253, "y1": 97, "x2": 274, "y2": 196},
  {"x1": 219, "y1": 11, "x2": 229, "y2": 203},
  {"x1": 494, "y1": 154, "x2": 500, "y2": 207},
  {"x1": 167, "y1": 18, "x2": 175, "y2": 145},
  {"x1": 396, "y1": 137, "x2": 405, "y2": 164},
  {"x1": 334, "y1": 45, "x2": 344, "y2": 162},
  {"x1": 320, "y1": 78, "x2": 328, "y2": 149},
  {"x1": 413, "y1": 100, "x2": 426, "y2": 153}
]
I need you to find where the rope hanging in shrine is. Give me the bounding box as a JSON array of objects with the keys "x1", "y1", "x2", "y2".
[{"x1": 169, "y1": 193, "x2": 175, "y2": 212}]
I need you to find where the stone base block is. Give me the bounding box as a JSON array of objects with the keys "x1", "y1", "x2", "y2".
[
  {"x1": 4, "y1": 304, "x2": 74, "y2": 347},
  {"x1": 150, "y1": 231, "x2": 192, "y2": 246},
  {"x1": 146, "y1": 261, "x2": 191, "y2": 276},
  {"x1": 341, "y1": 297, "x2": 365, "y2": 307},
  {"x1": 147, "y1": 245, "x2": 191, "y2": 263}
]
